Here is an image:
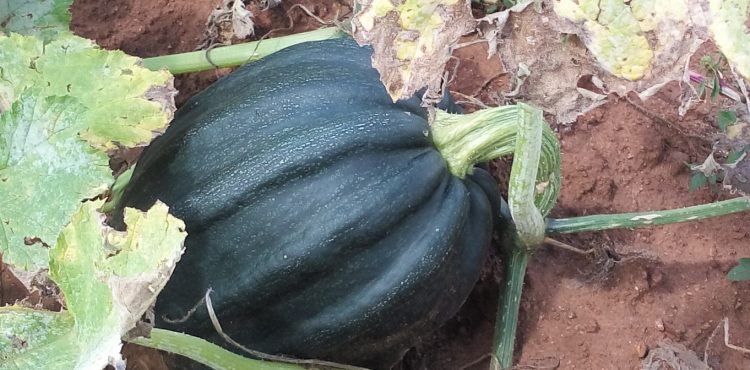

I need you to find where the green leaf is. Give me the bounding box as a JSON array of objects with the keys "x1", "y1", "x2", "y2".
[
  {"x1": 717, "y1": 110, "x2": 737, "y2": 131},
  {"x1": 688, "y1": 171, "x2": 707, "y2": 192},
  {"x1": 728, "y1": 258, "x2": 750, "y2": 281},
  {"x1": 0, "y1": 200, "x2": 186, "y2": 370},
  {"x1": 0, "y1": 0, "x2": 73, "y2": 41},
  {"x1": 0, "y1": 32, "x2": 174, "y2": 273},
  {"x1": 697, "y1": 81, "x2": 706, "y2": 97},
  {"x1": 726, "y1": 149, "x2": 744, "y2": 164},
  {"x1": 0, "y1": 307, "x2": 77, "y2": 369},
  {"x1": 710, "y1": 75, "x2": 722, "y2": 100}
]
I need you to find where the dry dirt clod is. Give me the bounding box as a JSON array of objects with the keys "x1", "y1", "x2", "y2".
[
  {"x1": 656, "y1": 319, "x2": 665, "y2": 332},
  {"x1": 636, "y1": 342, "x2": 649, "y2": 359}
]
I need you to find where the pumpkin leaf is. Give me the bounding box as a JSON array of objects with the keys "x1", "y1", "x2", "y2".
[
  {"x1": 351, "y1": 0, "x2": 479, "y2": 102},
  {"x1": 0, "y1": 307, "x2": 77, "y2": 369},
  {"x1": 492, "y1": 0, "x2": 707, "y2": 123},
  {"x1": 0, "y1": 200, "x2": 185, "y2": 370},
  {"x1": 0, "y1": 32, "x2": 175, "y2": 276},
  {"x1": 709, "y1": 0, "x2": 750, "y2": 80},
  {"x1": 728, "y1": 258, "x2": 750, "y2": 281},
  {"x1": 553, "y1": 0, "x2": 655, "y2": 81},
  {"x1": 497, "y1": 0, "x2": 750, "y2": 123},
  {"x1": 688, "y1": 171, "x2": 708, "y2": 192},
  {"x1": 0, "y1": 0, "x2": 73, "y2": 42},
  {"x1": 717, "y1": 110, "x2": 737, "y2": 131}
]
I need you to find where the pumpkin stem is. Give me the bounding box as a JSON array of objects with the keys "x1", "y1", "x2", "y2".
[{"x1": 431, "y1": 103, "x2": 561, "y2": 216}]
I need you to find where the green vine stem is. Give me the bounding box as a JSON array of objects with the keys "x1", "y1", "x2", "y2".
[
  {"x1": 493, "y1": 241, "x2": 529, "y2": 368},
  {"x1": 431, "y1": 103, "x2": 561, "y2": 214},
  {"x1": 493, "y1": 104, "x2": 545, "y2": 368},
  {"x1": 129, "y1": 329, "x2": 307, "y2": 370},
  {"x1": 433, "y1": 103, "x2": 561, "y2": 369},
  {"x1": 546, "y1": 196, "x2": 750, "y2": 234},
  {"x1": 507, "y1": 104, "x2": 547, "y2": 249},
  {"x1": 141, "y1": 27, "x2": 345, "y2": 74}
]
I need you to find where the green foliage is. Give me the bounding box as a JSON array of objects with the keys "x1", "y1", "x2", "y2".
[
  {"x1": 688, "y1": 171, "x2": 719, "y2": 193},
  {"x1": 726, "y1": 149, "x2": 746, "y2": 165},
  {"x1": 697, "y1": 53, "x2": 726, "y2": 102},
  {"x1": 0, "y1": 201, "x2": 185, "y2": 370},
  {"x1": 502, "y1": 0, "x2": 518, "y2": 8},
  {"x1": 471, "y1": 0, "x2": 517, "y2": 13},
  {"x1": 0, "y1": 32, "x2": 173, "y2": 272},
  {"x1": 717, "y1": 110, "x2": 737, "y2": 131},
  {"x1": 0, "y1": 0, "x2": 73, "y2": 41},
  {"x1": 728, "y1": 258, "x2": 750, "y2": 281},
  {"x1": 688, "y1": 171, "x2": 710, "y2": 192}
]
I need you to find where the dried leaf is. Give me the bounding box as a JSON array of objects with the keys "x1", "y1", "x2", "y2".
[
  {"x1": 642, "y1": 341, "x2": 711, "y2": 370},
  {"x1": 717, "y1": 116, "x2": 750, "y2": 196},
  {"x1": 198, "y1": 0, "x2": 255, "y2": 49},
  {"x1": 231, "y1": 0, "x2": 255, "y2": 39},
  {"x1": 723, "y1": 154, "x2": 750, "y2": 196},
  {"x1": 492, "y1": 0, "x2": 712, "y2": 122},
  {"x1": 352, "y1": 0, "x2": 478, "y2": 103}
]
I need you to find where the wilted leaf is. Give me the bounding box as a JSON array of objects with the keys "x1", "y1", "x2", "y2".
[
  {"x1": 352, "y1": 0, "x2": 479, "y2": 102},
  {"x1": 0, "y1": 201, "x2": 185, "y2": 370},
  {"x1": 0, "y1": 0, "x2": 73, "y2": 41},
  {"x1": 199, "y1": 0, "x2": 255, "y2": 49},
  {"x1": 710, "y1": 108, "x2": 750, "y2": 195},
  {"x1": 491, "y1": 0, "x2": 750, "y2": 122},
  {"x1": 519, "y1": 0, "x2": 709, "y2": 122},
  {"x1": 553, "y1": 0, "x2": 655, "y2": 80},
  {"x1": 723, "y1": 155, "x2": 750, "y2": 196},
  {"x1": 708, "y1": 0, "x2": 750, "y2": 80},
  {"x1": 642, "y1": 342, "x2": 711, "y2": 370},
  {"x1": 0, "y1": 32, "x2": 175, "y2": 275}
]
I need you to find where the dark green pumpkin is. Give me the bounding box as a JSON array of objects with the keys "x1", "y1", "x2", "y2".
[{"x1": 115, "y1": 38, "x2": 500, "y2": 369}]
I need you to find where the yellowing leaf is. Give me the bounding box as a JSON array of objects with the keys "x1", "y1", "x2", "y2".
[
  {"x1": 0, "y1": 33, "x2": 175, "y2": 274},
  {"x1": 554, "y1": 0, "x2": 683, "y2": 80},
  {"x1": 1, "y1": 201, "x2": 185, "y2": 370},
  {"x1": 498, "y1": 0, "x2": 709, "y2": 123},
  {"x1": 709, "y1": 0, "x2": 750, "y2": 79},
  {"x1": 352, "y1": 0, "x2": 477, "y2": 102}
]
